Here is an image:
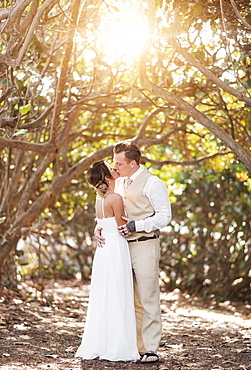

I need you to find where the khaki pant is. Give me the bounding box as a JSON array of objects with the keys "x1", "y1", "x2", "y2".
[{"x1": 129, "y1": 238, "x2": 162, "y2": 353}]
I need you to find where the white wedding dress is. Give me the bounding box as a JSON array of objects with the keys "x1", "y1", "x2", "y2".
[{"x1": 75, "y1": 198, "x2": 139, "y2": 361}]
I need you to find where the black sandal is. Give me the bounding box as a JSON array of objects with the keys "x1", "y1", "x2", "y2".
[{"x1": 141, "y1": 351, "x2": 159, "y2": 364}]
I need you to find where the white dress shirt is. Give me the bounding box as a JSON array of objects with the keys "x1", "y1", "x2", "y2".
[{"x1": 115, "y1": 166, "x2": 172, "y2": 233}]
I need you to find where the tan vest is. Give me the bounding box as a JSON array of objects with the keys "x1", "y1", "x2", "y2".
[{"x1": 123, "y1": 168, "x2": 156, "y2": 240}]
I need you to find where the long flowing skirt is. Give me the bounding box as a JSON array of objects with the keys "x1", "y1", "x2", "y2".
[{"x1": 75, "y1": 217, "x2": 139, "y2": 361}]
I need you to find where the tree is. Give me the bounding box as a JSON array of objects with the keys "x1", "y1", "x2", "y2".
[
  {"x1": 159, "y1": 163, "x2": 251, "y2": 300},
  {"x1": 139, "y1": 0, "x2": 251, "y2": 171},
  {"x1": 0, "y1": 0, "x2": 250, "y2": 287}
]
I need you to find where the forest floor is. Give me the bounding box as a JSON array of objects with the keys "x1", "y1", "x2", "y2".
[{"x1": 0, "y1": 279, "x2": 251, "y2": 370}]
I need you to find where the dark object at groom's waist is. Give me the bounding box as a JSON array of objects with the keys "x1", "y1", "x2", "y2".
[{"x1": 128, "y1": 235, "x2": 159, "y2": 243}]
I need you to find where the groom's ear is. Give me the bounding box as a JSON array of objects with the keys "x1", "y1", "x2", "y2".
[{"x1": 130, "y1": 160, "x2": 137, "y2": 168}]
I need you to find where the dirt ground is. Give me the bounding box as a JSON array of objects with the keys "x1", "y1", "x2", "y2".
[{"x1": 0, "y1": 279, "x2": 251, "y2": 370}]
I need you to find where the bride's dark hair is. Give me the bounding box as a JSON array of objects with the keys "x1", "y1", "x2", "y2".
[{"x1": 86, "y1": 160, "x2": 113, "y2": 197}]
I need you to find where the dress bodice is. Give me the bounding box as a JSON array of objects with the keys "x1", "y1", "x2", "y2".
[
  {"x1": 96, "y1": 216, "x2": 118, "y2": 234},
  {"x1": 96, "y1": 194, "x2": 119, "y2": 234}
]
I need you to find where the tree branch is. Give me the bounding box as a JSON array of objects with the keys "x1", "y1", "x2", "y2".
[
  {"x1": 141, "y1": 151, "x2": 233, "y2": 167},
  {"x1": 50, "y1": 0, "x2": 81, "y2": 144},
  {"x1": 0, "y1": 136, "x2": 57, "y2": 153},
  {"x1": 229, "y1": 0, "x2": 251, "y2": 30},
  {"x1": 0, "y1": 0, "x2": 57, "y2": 68},
  {"x1": 139, "y1": 0, "x2": 251, "y2": 173},
  {"x1": 165, "y1": 33, "x2": 251, "y2": 106}
]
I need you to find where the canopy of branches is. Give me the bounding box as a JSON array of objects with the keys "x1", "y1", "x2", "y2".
[{"x1": 0, "y1": 0, "x2": 250, "y2": 298}]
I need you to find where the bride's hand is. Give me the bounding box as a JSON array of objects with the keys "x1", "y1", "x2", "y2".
[{"x1": 95, "y1": 227, "x2": 105, "y2": 247}]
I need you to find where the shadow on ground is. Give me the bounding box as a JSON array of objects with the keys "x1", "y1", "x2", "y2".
[{"x1": 0, "y1": 279, "x2": 251, "y2": 369}]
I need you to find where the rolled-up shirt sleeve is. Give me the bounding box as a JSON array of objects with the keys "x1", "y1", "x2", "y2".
[{"x1": 135, "y1": 176, "x2": 172, "y2": 233}]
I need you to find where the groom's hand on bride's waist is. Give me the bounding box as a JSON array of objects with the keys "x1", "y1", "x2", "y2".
[{"x1": 118, "y1": 218, "x2": 136, "y2": 237}]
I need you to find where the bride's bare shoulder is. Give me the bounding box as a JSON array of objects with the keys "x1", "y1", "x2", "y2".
[{"x1": 106, "y1": 192, "x2": 123, "y2": 202}]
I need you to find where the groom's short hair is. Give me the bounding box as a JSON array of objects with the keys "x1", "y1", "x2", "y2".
[{"x1": 114, "y1": 142, "x2": 141, "y2": 165}]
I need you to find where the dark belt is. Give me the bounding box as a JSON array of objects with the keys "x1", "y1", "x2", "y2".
[{"x1": 128, "y1": 235, "x2": 159, "y2": 243}]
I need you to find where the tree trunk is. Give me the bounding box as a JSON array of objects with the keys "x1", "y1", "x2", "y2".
[
  {"x1": 0, "y1": 251, "x2": 18, "y2": 290},
  {"x1": 0, "y1": 237, "x2": 19, "y2": 288}
]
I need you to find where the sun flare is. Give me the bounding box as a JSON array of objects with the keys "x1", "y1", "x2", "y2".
[{"x1": 96, "y1": 7, "x2": 149, "y2": 64}]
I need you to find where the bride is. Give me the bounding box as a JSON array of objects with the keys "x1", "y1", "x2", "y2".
[{"x1": 75, "y1": 160, "x2": 139, "y2": 362}]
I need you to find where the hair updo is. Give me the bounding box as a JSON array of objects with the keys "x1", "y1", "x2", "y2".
[{"x1": 86, "y1": 160, "x2": 113, "y2": 197}]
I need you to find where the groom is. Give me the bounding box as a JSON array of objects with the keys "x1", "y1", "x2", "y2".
[{"x1": 97, "y1": 141, "x2": 172, "y2": 364}]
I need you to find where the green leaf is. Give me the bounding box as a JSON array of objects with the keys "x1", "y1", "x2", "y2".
[
  {"x1": 245, "y1": 79, "x2": 251, "y2": 88},
  {"x1": 195, "y1": 91, "x2": 204, "y2": 98},
  {"x1": 13, "y1": 129, "x2": 28, "y2": 137},
  {"x1": 0, "y1": 216, "x2": 6, "y2": 224},
  {"x1": 180, "y1": 4, "x2": 188, "y2": 14},
  {"x1": 19, "y1": 104, "x2": 31, "y2": 115},
  {"x1": 19, "y1": 335, "x2": 31, "y2": 340},
  {"x1": 155, "y1": 0, "x2": 163, "y2": 10},
  {"x1": 192, "y1": 4, "x2": 203, "y2": 16},
  {"x1": 165, "y1": 108, "x2": 174, "y2": 115}
]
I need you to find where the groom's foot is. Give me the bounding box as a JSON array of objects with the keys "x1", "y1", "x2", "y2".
[{"x1": 141, "y1": 351, "x2": 159, "y2": 363}]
